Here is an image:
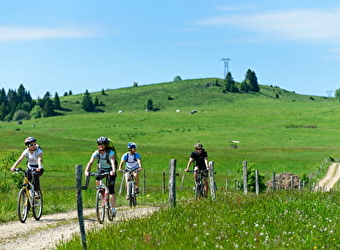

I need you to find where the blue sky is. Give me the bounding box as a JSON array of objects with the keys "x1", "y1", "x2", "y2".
[{"x1": 1, "y1": 1, "x2": 340, "y2": 98}]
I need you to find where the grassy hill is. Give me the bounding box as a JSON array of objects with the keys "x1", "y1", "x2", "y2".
[{"x1": 57, "y1": 78, "x2": 331, "y2": 115}]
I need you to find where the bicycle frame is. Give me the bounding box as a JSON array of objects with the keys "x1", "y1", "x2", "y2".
[
  {"x1": 188, "y1": 170, "x2": 208, "y2": 200},
  {"x1": 16, "y1": 168, "x2": 43, "y2": 223},
  {"x1": 90, "y1": 172, "x2": 114, "y2": 223},
  {"x1": 124, "y1": 169, "x2": 138, "y2": 207}
]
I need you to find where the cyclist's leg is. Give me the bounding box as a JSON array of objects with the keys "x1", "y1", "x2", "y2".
[
  {"x1": 108, "y1": 174, "x2": 117, "y2": 208},
  {"x1": 124, "y1": 172, "x2": 129, "y2": 199},
  {"x1": 133, "y1": 172, "x2": 140, "y2": 193},
  {"x1": 34, "y1": 169, "x2": 44, "y2": 192},
  {"x1": 193, "y1": 166, "x2": 199, "y2": 182},
  {"x1": 203, "y1": 176, "x2": 209, "y2": 197}
]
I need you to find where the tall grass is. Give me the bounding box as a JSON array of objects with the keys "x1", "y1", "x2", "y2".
[{"x1": 56, "y1": 190, "x2": 340, "y2": 250}]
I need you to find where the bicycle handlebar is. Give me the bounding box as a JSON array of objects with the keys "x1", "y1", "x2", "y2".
[
  {"x1": 15, "y1": 168, "x2": 37, "y2": 173},
  {"x1": 89, "y1": 172, "x2": 111, "y2": 177},
  {"x1": 122, "y1": 169, "x2": 140, "y2": 173},
  {"x1": 186, "y1": 169, "x2": 217, "y2": 174}
]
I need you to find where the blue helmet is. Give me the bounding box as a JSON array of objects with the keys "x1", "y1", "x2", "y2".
[{"x1": 127, "y1": 142, "x2": 137, "y2": 149}]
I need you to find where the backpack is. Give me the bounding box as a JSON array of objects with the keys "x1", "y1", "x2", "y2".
[
  {"x1": 123, "y1": 152, "x2": 137, "y2": 162},
  {"x1": 97, "y1": 139, "x2": 119, "y2": 167}
]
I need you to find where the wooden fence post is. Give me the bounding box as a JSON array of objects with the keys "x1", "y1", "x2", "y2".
[
  {"x1": 255, "y1": 169, "x2": 259, "y2": 195},
  {"x1": 272, "y1": 172, "x2": 276, "y2": 191},
  {"x1": 142, "y1": 169, "x2": 146, "y2": 195},
  {"x1": 169, "y1": 159, "x2": 177, "y2": 208},
  {"x1": 75, "y1": 165, "x2": 87, "y2": 250},
  {"x1": 209, "y1": 161, "x2": 216, "y2": 200},
  {"x1": 243, "y1": 161, "x2": 248, "y2": 194},
  {"x1": 162, "y1": 171, "x2": 166, "y2": 194}
]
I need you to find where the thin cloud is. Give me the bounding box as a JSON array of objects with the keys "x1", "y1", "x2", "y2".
[
  {"x1": 197, "y1": 8, "x2": 340, "y2": 43},
  {"x1": 0, "y1": 25, "x2": 98, "y2": 42},
  {"x1": 215, "y1": 3, "x2": 261, "y2": 12}
]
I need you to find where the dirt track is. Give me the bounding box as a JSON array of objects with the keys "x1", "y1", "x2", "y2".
[
  {"x1": 314, "y1": 163, "x2": 340, "y2": 192},
  {"x1": 0, "y1": 206, "x2": 159, "y2": 250}
]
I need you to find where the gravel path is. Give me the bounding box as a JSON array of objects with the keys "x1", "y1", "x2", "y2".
[
  {"x1": 314, "y1": 163, "x2": 340, "y2": 192},
  {"x1": 0, "y1": 206, "x2": 159, "y2": 250}
]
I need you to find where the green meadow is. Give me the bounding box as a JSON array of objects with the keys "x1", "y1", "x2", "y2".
[{"x1": 0, "y1": 78, "x2": 339, "y2": 249}]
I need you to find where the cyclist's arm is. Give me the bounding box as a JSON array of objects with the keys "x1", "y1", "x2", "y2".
[
  {"x1": 36, "y1": 152, "x2": 43, "y2": 172},
  {"x1": 84, "y1": 157, "x2": 95, "y2": 176},
  {"x1": 185, "y1": 158, "x2": 194, "y2": 172},
  {"x1": 137, "y1": 158, "x2": 142, "y2": 171},
  {"x1": 10, "y1": 152, "x2": 26, "y2": 171},
  {"x1": 109, "y1": 154, "x2": 116, "y2": 174},
  {"x1": 118, "y1": 158, "x2": 125, "y2": 172},
  {"x1": 205, "y1": 157, "x2": 209, "y2": 171}
]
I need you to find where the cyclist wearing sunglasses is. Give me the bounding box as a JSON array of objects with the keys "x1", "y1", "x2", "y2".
[
  {"x1": 185, "y1": 143, "x2": 209, "y2": 196},
  {"x1": 11, "y1": 137, "x2": 44, "y2": 192}
]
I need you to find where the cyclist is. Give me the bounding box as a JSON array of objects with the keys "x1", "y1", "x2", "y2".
[
  {"x1": 10, "y1": 137, "x2": 44, "y2": 194},
  {"x1": 84, "y1": 136, "x2": 117, "y2": 215},
  {"x1": 118, "y1": 142, "x2": 143, "y2": 199},
  {"x1": 185, "y1": 143, "x2": 209, "y2": 197}
]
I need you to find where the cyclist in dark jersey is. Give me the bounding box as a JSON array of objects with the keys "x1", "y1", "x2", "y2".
[{"x1": 185, "y1": 143, "x2": 209, "y2": 197}]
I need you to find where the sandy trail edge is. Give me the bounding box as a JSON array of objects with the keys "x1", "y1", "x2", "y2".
[
  {"x1": 314, "y1": 163, "x2": 340, "y2": 192},
  {"x1": 0, "y1": 206, "x2": 159, "y2": 250}
]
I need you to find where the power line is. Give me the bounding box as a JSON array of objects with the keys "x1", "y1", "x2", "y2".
[
  {"x1": 220, "y1": 58, "x2": 232, "y2": 78},
  {"x1": 326, "y1": 90, "x2": 332, "y2": 97}
]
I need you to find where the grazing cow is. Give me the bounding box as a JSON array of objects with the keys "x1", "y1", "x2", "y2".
[
  {"x1": 190, "y1": 110, "x2": 197, "y2": 114},
  {"x1": 176, "y1": 110, "x2": 180, "y2": 113},
  {"x1": 118, "y1": 110, "x2": 123, "y2": 113}
]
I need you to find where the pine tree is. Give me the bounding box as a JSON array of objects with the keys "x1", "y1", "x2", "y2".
[
  {"x1": 224, "y1": 72, "x2": 235, "y2": 92},
  {"x1": 146, "y1": 98, "x2": 154, "y2": 111},
  {"x1": 54, "y1": 92, "x2": 61, "y2": 109},
  {"x1": 81, "y1": 90, "x2": 95, "y2": 112},
  {"x1": 245, "y1": 69, "x2": 260, "y2": 92}
]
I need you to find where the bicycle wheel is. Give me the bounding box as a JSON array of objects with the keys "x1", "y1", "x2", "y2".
[
  {"x1": 131, "y1": 186, "x2": 137, "y2": 207},
  {"x1": 96, "y1": 190, "x2": 105, "y2": 223},
  {"x1": 107, "y1": 196, "x2": 115, "y2": 221},
  {"x1": 32, "y1": 190, "x2": 43, "y2": 220},
  {"x1": 194, "y1": 183, "x2": 201, "y2": 200},
  {"x1": 128, "y1": 183, "x2": 134, "y2": 207},
  {"x1": 17, "y1": 189, "x2": 28, "y2": 223}
]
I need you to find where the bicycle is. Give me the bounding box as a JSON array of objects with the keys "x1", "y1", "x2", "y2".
[
  {"x1": 89, "y1": 172, "x2": 115, "y2": 223},
  {"x1": 188, "y1": 169, "x2": 209, "y2": 200},
  {"x1": 123, "y1": 169, "x2": 139, "y2": 207},
  {"x1": 15, "y1": 168, "x2": 43, "y2": 223}
]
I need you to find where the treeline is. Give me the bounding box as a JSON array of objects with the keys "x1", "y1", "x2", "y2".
[{"x1": 0, "y1": 84, "x2": 65, "y2": 121}]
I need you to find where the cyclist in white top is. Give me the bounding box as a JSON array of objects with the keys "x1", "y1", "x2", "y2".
[
  {"x1": 118, "y1": 142, "x2": 142, "y2": 198},
  {"x1": 11, "y1": 137, "x2": 44, "y2": 192}
]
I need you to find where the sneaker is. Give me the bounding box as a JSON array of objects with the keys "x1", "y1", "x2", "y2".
[
  {"x1": 34, "y1": 192, "x2": 40, "y2": 199},
  {"x1": 111, "y1": 207, "x2": 116, "y2": 216},
  {"x1": 135, "y1": 188, "x2": 140, "y2": 194}
]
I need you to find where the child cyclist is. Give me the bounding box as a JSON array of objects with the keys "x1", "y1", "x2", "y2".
[
  {"x1": 185, "y1": 143, "x2": 209, "y2": 197},
  {"x1": 11, "y1": 137, "x2": 44, "y2": 194},
  {"x1": 118, "y1": 142, "x2": 143, "y2": 199},
  {"x1": 84, "y1": 136, "x2": 117, "y2": 215}
]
